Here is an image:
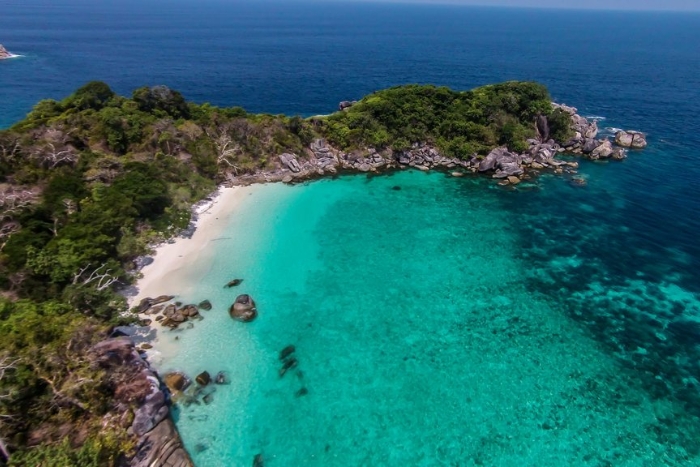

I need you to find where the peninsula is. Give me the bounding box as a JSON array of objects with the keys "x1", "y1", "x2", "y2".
[{"x1": 0, "y1": 81, "x2": 645, "y2": 465}]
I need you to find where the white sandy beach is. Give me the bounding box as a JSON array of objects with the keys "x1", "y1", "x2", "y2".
[
  {"x1": 130, "y1": 185, "x2": 250, "y2": 307},
  {"x1": 128, "y1": 185, "x2": 256, "y2": 363}
]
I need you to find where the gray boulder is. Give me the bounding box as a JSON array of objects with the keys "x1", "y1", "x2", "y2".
[
  {"x1": 631, "y1": 132, "x2": 647, "y2": 149},
  {"x1": 615, "y1": 130, "x2": 647, "y2": 149},
  {"x1": 591, "y1": 140, "x2": 614, "y2": 159},
  {"x1": 132, "y1": 389, "x2": 169, "y2": 437},
  {"x1": 230, "y1": 294, "x2": 257, "y2": 322},
  {"x1": 279, "y1": 153, "x2": 301, "y2": 173},
  {"x1": 479, "y1": 147, "x2": 509, "y2": 172},
  {"x1": 582, "y1": 138, "x2": 599, "y2": 154},
  {"x1": 584, "y1": 120, "x2": 599, "y2": 139},
  {"x1": 615, "y1": 131, "x2": 634, "y2": 147}
]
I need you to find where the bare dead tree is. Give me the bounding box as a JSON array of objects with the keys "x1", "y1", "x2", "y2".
[
  {"x1": 72, "y1": 263, "x2": 119, "y2": 291},
  {"x1": 0, "y1": 187, "x2": 38, "y2": 250},
  {"x1": 0, "y1": 354, "x2": 18, "y2": 435},
  {"x1": 0, "y1": 187, "x2": 37, "y2": 220},
  {"x1": 32, "y1": 142, "x2": 78, "y2": 169},
  {"x1": 0, "y1": 138, "x2": 20, "y2": 164},
  {"x1": 206, "y1": 128, "x2": 241, "y2": 174},
  {"x1": 0, "y1": 355, "x2": 18, "y2": 391}
]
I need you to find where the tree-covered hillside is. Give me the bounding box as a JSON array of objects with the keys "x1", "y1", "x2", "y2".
[{"x1": 0, "y1": 80, "x2": 567, "y2": 465}]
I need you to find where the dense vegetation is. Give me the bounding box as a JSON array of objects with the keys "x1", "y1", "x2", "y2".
[{"x1": 0, "y1": 80, "x2": 566, "y2": 465}]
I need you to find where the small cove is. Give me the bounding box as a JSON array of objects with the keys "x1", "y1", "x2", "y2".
[{"x1": 151, "y1": 169, "x2": 700, "y2": 466}]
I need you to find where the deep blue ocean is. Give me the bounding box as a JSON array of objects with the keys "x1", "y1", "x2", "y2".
[{"x1": 3, "y1": 1, "x2": 700, "y2": 465}]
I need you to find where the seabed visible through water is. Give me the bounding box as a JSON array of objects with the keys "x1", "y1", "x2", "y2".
[{"x1": 149, "y1": 169, "x2": 700, "y2": 467}]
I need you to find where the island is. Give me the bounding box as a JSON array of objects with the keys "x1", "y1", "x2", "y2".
[
  {"x1": 0, "y1": 81, "x2": 645, "y2": 465},
  {"x1": 0, "y1": 45, "x2": 14, "y2": 60}
]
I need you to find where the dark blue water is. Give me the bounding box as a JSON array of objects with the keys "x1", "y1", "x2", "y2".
[{"x1": 3, "y1": 1, "x2": 700, "y2": 464}]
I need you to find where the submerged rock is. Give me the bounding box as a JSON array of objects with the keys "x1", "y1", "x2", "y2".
[
  {"x1": 196, "y1": 371, "x2": 211, "y2": 387},
  {"x1": 215, "y1": 371, "x2": 229, "y2": 384},
  {"x1": 279, "y1": 357, "x2": 298, "y2": 378},
  {"x1": 230, "y1": 294, "x2": 257, "y2": 322},
  {"x1": 198, "y1": 299, "x2": 212, "y2": 310},
  {"x1": 279, "y1": 345, "x2": 296, "y2": 361},
  {"x1": 224, "y1": 278, "x2": 243, "y2": 288},
  {"x1": 253, "y1": 453, "x2": 265, "y2": 467}
]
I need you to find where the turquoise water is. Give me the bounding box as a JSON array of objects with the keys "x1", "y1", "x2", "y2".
[{"x1": 158, "y1": 170, "x2": 700, "y2": 466}]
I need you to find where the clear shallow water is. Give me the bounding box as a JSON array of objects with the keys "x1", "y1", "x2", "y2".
[
  {"x1": 161, "y1": 170, "x2": 700, "y2": 466},
  {"x1": 3, "y1": 1, "x2": 700, "y2": 465}
]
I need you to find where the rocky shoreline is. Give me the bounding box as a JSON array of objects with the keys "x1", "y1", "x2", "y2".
[
  {"x1": 92, "y1": 336, "x2": 193, "y2": 467},
  {"x1": 229, "y1": 104, "x2": 646, "y2": 188}
]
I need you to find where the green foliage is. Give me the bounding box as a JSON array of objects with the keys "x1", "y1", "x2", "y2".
[
  {"x1": 64, "y1": 81, "x2": 116, "y2": 112},
  {"x1": 7, "y1": 429, "x2": 131, "y2": 467},
  {"x1": 548, "y1": 108, "x2": 575, "y2": 142},
  {"x1": 132, "y1": 85, "x2": 190, "y2": 120},
  {"x1": 0, "y1": 79, "x2": 567, "y2": 462},
  {"x1": 323, "y1": 81, "x2": 552, "y2": 156}
]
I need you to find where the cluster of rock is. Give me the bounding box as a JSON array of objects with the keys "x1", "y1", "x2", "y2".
[
  {"x1": 91, "y1": 337, "x2": 193, "y2": 467},
  {"x1": 278, "y1": 345, "x2": 308, "y2": 397},
  {"x1": 230, "y1": 102, "x2": 647, "y2": 188},
  {"x1": 0, "y1": 44, "x2": 13, "y2": 59},
  {"x1": 139, "y1": 295, "x2": 210, "y2": 329},
  {"x1": 163, "y1": 369, "x2": 228, "y2": 408},
  {"x1": 555, "y1": 103, "x2": 646, "y2": 159}
]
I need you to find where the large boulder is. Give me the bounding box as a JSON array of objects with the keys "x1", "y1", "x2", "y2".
[
  {"x1": 279, "y1": 153, "x2": 301, "y2": 173},
  {"x1": 230, "y1": 294, "x2": 257, "y2": 322},
  {"x1": 196, "y1": 371, "x2": 211, "y2": 387},
  {"x1": 131, "y1": 417, "x2": 194, "y2": 467},
  {"x1": 582, "y1": 138, "x2": 599, "y2": 154},
  {"x1": 615, "y1": 130, "x2": 647, "y2": 149},
  {"x1": 92, "y1": 337, "x2": 137, "y2": 367},
  {"x1": 591, "y1": 140, "x2": 614, "y2": 159},
  {"x1": 132, "y1": 389, "x2": 169, "y2": 437},
  {"x1": 163, "y1": 372, "x2": 190, "y2": 393},
  {"x1": 338, "y1": 101, "x2": 356, "y2": 111},
  {"x1": 584, "y1": 120, "x2": 599, "y2": 139},
  {"x1": 631, "y1": 132, "x2": 647, "y2": 149},
  {"x1": 479, "y1": 147, "x2": 510, "y2": 172},
  {"x1": 615, "y1": 131, "x2": 634, "y2": 147}
]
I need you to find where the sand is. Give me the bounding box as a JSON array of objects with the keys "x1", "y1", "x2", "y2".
[{"x1": 128, "y1": 185, "x2": 253, "y2": 362}]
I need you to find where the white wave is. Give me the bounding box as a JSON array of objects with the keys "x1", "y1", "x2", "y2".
[
  {"x1": 604, "y1": 127, "x2": 624, "y2": 134},
  {"x1": 2, "y1": 53, "x2": 23, "y2": 59},
  {"x1": 584, "y1": 115, "x2": 606, "y2": 121}
]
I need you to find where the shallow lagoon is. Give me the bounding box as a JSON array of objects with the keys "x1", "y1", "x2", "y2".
[{"x1": 156, "y1": 169, "x2": 700, "y2": 466}]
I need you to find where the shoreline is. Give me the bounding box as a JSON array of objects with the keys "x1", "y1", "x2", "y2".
[{"x1": 129, "y1": 185, "x2": 252, "y2": 362}]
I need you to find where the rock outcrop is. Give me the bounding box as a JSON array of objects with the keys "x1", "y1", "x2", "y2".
[
  {"x1": 228, "y1": 106, "x2": 646, "y2": 188},
  {"x1": 0, "y1": 44, "x2": 13, "y2": 59},
  {"x1": 91, "y1": 337, "x2": 193, "y2": 467},
  {"x1": 230, "y1": 294, "x2": 257, "y2": 322},
  {"x1": 338, "y1": 100, "x2": 357, "y2": 111},
  {"x1": 615, "y1": 130, "x2": 647, "y2": 149}
]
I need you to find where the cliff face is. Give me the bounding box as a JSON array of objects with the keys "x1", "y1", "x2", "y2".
[
  {"x1": 0, "y1": 44, "x2": 13, "y2": 59},
  {"x1": 92, "y1": 337, "x2": 193, "y2": 467}
]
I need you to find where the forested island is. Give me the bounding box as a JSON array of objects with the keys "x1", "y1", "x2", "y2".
[{"x1": 0, "y1": 81, "x2": 644, "y2": 465}]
